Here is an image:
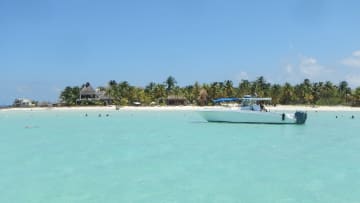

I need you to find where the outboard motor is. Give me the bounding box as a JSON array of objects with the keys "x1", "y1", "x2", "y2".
[{"x1": 295, "y1": 111, "x2": 307, "y2": 124}]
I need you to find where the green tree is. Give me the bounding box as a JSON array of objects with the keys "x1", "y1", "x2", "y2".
[
  {"x1": 338, "y1": 81, "x2": 351, "y2": 104},
  {"x1": 352, "y1": 87, "x2": 360, "y2": 106},
  {"x1": 224, "y1": 80, "x2": 234, "y2": 97},
  {"x1": 154, "y1": 84, "x2": 166, "y2": 104},
  {"x1": 280, "y1": 83, "x2": 294, "y2": 104},
  {"x1": 60, "y1": 86, "x2": 80, "y2": 106},
  {"x1": 183, "y1": 85, "x2": 200, "y2": 104},
  {"x1": 252, "y1": 76, "x2": 270, "y2": 97},
  {"x1": 191, "y1": 82, "x2": 201, "y2": 104},
  {"x1": 164, "y1": 76, "x2": 177, "y2": 94},
  {"x1": 238, "y1": 80, "x2": 251, "y2": 97},
  {"x1": 118, "y1": 81, "x2": 131, "y2": 102},
  {"x1": 270, "y1": 84, "x2": 282, "y2": 105},
  {"x1": 106, "y1": 80, "x2": 121, "y2": 104},
  {"x1": 312, "y1": 82, "x2": 323, "y2": 104},
  {"x1": 317, "y1": 81, "x2": 338, "y2": 105},
  {"x1": 302, "y1": 79, "x2": 314, "y2": 104},
  {"x1": 209, "y1": 82, "x2": 224, "y2": 99}
]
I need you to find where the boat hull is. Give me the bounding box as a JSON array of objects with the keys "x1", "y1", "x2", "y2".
[{"x1": 198, "y1": 109, "x2": 306, "y2": 124}]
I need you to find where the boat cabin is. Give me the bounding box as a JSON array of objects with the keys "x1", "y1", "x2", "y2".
[{"x1": 240, "y1": 95, "x2": 271, "y2": 111}]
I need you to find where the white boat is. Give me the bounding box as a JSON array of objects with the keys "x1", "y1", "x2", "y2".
[{"x1": 198, "y1": 96, "x2": 307, "y2": 124}]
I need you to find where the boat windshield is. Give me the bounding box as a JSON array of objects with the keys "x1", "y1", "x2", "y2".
[
  {"x1": 240, "y1": 97, "x2": 272, "y2": 107},
  {"x1": 241, "y1": 99, "x2": 253, "y2": 107}
]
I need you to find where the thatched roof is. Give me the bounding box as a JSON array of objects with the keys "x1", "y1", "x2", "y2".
[{"x1": 80, "y1": 85, "x2": 96, "y2": 96}]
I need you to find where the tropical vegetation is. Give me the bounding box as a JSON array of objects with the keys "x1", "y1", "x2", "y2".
[{"x1": 60, "y1": 76, "x2": 360, "y2": 106}]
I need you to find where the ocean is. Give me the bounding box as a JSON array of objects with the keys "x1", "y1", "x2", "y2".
[{"x1": 0, "y1": 110, "x2": 359, "y2": 203}]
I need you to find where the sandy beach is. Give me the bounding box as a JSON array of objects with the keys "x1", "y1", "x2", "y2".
[{"x1": 2, "y1": 105, "x2": 360, "y2": 112}]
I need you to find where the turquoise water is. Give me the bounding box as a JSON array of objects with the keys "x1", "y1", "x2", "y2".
[{"x1": 0, "y1": 110, "x2": 360, "y2": 203}]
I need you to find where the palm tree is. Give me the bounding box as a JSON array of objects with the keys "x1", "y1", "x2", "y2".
[
  {"x1": 109, "y1": 80, "x2": 117, "y2": 87},
  {"x1": 312, "y1": 82, "x2": 323, "y2": 104},
  {"x1": 191, "y1": 82, "x2": 201, "y2": 104},
  {"x1": 352, "y1": 87, "x2": 360, "y2": 106},
  {"x1": 145, "y1": 82, "x2": 157, "y2": 101},
  {"x1": 173, "y1": 86, "x2": 183, "y2": 97},
  {"x1": 280, "y1": 82, "x2": 294, "y2": 104},
  {"x1": 60, "y1": 86, "x2": 80, "y2": 106},
  {"x1": 145, "y1": 82, "x2": 156, "y2": 93},
  {"x1": 183, "y1": 85, "x2": 194, "y2": 104},
  {"x1": 209, "y1": 82, "x2": 224, "y2": 99},
  {"x1": 321, "y1": 81, "x2": 337, "y2": 105},
  {"x1": 154, "y1": 84, "x2": 166, "y2": 104},
  {"x1": 224, "y1": 80, "x2": 234, "y2": 97},
  {"x1": 338, "y1": 81, "x2": 351, "y2": 104},
  {"x1": 302, "y1": 79, "x2": 313, "y2": 104},
  {"x1": 238, "y1": 79, "x2": 251, "y2": 97},
  {"x1": 270, "y1": 84, "x2": 282, "y2": 105},
  {"x1": 294, "y1": 82, "x2": 313, "y2": 104},
  {"x1": 164, "y1": 76, "x2": 177, "y2": 93},
  {"x1": 252, "y1": 76, "x2": 270, "y2": 97},
  {"x1": 118, "y1": 81, "x2": 130, "y2": 97},
  {"x1": 106, "y1": 80, "x2": 121, "y2": 104}
]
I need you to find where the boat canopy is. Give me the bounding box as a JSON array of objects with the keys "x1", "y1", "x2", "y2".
[
  {"x1": 213, "y1": 98, "x2": 240, "y2": 103},
  {"x1": 242, "y1": 95, "x2": 271, "y2": 101},
  {"x1": 242, "y1": 97, "x2": 272, "y2": 101},
  {"x1": 213, "y1": 97, "x2": 271, "y2": 103}
]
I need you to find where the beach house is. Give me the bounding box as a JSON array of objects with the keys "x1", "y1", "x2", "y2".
[
  {"x1": 166, "y1": 95, "x2": 187, "y2": 105},
  {"x1": 77, "y1": 83, "x2": 112, "y2": 105},
  {"x1": 13, "y1": 98, "x2": 36, "y2": 107}
]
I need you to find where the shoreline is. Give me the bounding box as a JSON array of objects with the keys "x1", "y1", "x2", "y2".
[{"x1": 1, "y1": 105, "x2": 360, "y2": 112}]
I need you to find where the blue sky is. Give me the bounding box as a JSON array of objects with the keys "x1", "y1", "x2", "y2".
[{"x1": 1, "y1": 0, "x2": 360, "y2": 104}]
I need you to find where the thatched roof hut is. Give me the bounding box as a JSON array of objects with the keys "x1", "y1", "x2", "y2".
[
  {"x1": 80, "y1": 83, "x2": 96, "y2": 99},
  {"x1": 166, "y1": 95, "x2": 187, "y2": 105},
  {"x1": 77, "y1": 83, "x2": 113, "y2": 105}
]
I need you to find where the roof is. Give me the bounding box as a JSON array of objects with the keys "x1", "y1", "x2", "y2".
[
  {"x1": 213, "y1": 97, "x2": 272, "y2": 103},
  {"x1": 80, "y1": 85, "x2": 96, "y2": 95},
  {"x1": 213, "y1": 98, "x2": 240, "y2": 103},
  {"x1": 242, "y1": 95, "x2": 271, "y2": 101},
  {"x1": 242, "y1": 97, "x2": 272, "y2": 101}
]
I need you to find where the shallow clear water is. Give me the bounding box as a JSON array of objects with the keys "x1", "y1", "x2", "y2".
[{"x1": 0, "y1": 110, "x2": 360, "y2": 203}]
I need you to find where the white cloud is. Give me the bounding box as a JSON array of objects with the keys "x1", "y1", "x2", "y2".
[
  {"x1": 235, "y1": 71, "x2": 249, "y2": 82},
  {"x1": 281, "y1": 55, "x2": 334, "y2": 83},
  {"x1": 299, "y1": 56, "x2": 326, "y2": 78},
  {"x1": 353, "y1": 50, "x2": 360, "y2": 57},
  {"x1": 342, "y1": 50, "x2": 360, "y2": 67},
  {"x1": 285, "y1": 64, "x2": 293, "y2": 73},
  {"x1": 279, "y1": 52, "x2": 360, "y2": 87},
  {"x1": 300, "y1": 57, "x2": 317, "y2": 65},
  {"x1": 346, "y1": 75, "x2": 360, "y2": 87}
]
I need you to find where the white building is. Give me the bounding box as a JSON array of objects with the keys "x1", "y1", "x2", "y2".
[{"x1": 13, "y1": 98, "x2": 36, "y2": 107}]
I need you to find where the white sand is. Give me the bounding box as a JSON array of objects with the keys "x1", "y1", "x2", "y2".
[{"x1": 1, "y1": 105, "x2": 360, "y2": 112}]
